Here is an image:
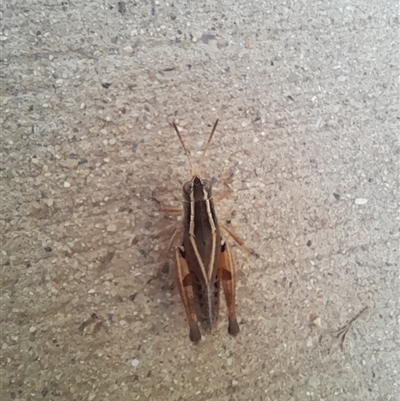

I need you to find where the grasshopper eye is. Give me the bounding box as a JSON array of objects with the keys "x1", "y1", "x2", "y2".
[{"x1": 183, "y1": 181, "x2": 194, "y2": 193}]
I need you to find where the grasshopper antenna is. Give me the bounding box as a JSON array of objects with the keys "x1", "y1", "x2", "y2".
[
  {"x1": 197, "y1": 119, "x2": 219, "y2": 177},
  {"x1": 173, "y1": 122, "x2": 194, "y2": 178}
]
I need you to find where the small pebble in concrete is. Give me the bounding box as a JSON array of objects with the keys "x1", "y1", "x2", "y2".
[
  {"x1": 124, "y1": 45, "x2": 133, "y2": 53},
  {"x1": 287, "y1": 72, "x2": 300, "y2": 83},
  {"x1": 355, "y1": 198, "x2": 368, "y2": 205}
]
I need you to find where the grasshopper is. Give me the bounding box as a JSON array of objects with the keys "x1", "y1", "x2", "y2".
[{"x1": 172, "y1": 120, "x2": 240, "y2": 343}]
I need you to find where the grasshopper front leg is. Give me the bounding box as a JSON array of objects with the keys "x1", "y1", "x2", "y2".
[
  {"x1": 218, "y1": 240, "x2": 240, "y2": 336},
  {"x1": 176, "y1": 247, "x2": 202, "y2": 344}
]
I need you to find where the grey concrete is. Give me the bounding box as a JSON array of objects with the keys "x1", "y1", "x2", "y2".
[{"x1": 1, "y1": 0, "x2": 398, "y2": 400}]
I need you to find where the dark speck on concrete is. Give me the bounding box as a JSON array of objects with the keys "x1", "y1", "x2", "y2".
[
  {"x1": 69, "y1": 153, "x2": 80, "y2": 159},
  {"x1": 118, "y1": 1, "x2": 126, "y2": 14},
  {"x1": 201, "y1": 33, "x2": 215, "y2": 44}
]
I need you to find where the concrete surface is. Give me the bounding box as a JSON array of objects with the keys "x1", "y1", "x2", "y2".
[{"x1": 1, "y1": 0, "x2": 399, "y2": 400}]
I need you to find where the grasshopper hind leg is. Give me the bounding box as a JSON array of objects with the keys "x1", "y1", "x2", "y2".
[
  {"x1": 176, "y1": 247, "x2": 202, "y2": 344},
  {"x1": 189, "y1": 324, "x2": 201, "y2": 343},
  {"x1": 228, "y1": 316, "x2": 240, "y2": 336},
  {"x1": 218, "y1": 240, "x2": 240, "y2": 336}
]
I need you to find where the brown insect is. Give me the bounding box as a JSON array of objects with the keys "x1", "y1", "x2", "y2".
[{"x1": 171, "y1": 120, "x2": 240, "y2": 343}]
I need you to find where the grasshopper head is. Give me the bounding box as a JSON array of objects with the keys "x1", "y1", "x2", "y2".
[{"x1": 183, "y1": 176, "x2": 212, "y2": 202}]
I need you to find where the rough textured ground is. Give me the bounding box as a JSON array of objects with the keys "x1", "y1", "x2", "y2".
[{"x1": 1, "y1": 0, "x2": 399, "y2": 400}]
